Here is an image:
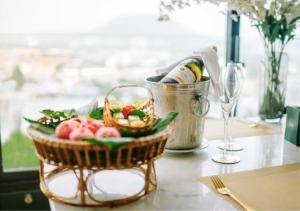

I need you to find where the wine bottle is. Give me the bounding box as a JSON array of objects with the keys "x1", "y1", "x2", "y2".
[
  {"x1": 160, "y1": 59, "x2": 204, "y2": 84},
  {"x1": 160, "y1": 46, "x2": 217, "y2": 84}
]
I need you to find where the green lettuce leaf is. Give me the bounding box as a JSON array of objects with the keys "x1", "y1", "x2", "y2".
[
  {"x1": 41, "y1": 109, "x2": 77, "y2": 119},
  {"x1": 152, "y1": 112, "x2": 178, "y2": 133},
  {"x1": 89, "y1": 107, "x2": 103, "y2": 120},
  {"x1": 130, "y1": 109, "x2": 146, "y2": 118},
  {"x1": 118, "y1": 112, "x2": 178, "y2": 137},
  {"x1": 24, "y1": 117, "x2": 55, "y2": 134},
  {"x1": 40, "y1": 109, "x2": 66, "y2": 119}
]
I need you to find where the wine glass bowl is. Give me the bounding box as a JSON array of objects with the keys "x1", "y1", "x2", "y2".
[{"x1": 225, "y1": 63, "x2": 244, "y2": 99}]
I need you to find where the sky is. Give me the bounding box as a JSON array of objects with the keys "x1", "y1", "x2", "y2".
[{"x1": 0, "y1": 0, "x2": 226, "y2": 35}]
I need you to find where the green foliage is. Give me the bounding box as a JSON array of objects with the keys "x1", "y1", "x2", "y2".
[
  {"x1": 151, "y1": 112, "x2": 178, "y2": 133},
  {"x1": 119, "y1": 112, "x2": 178, "y2": 137},
  {"x1": 259, "y1": 88, "x2": 285, "y2": 119},
  {"x1": 2, "y1": 131, "x2": 38, "y2": 170},
  {"x1": 89, "y1": 107, "x2": 103, "y2": 120},
  {"x1": 24, "y1": 109, "x2": 78, "y2": 134},
  {"x1": 152, "y1": 118, "x2": 162, "y2": 128},
  {"x1": 130, "y1": 109, "x2": 146, "y2": 118},
  {"x1": 256, "y1": 11, "x2": 300, "y2": 46},
  {"x1": 24, "y1": 117, "x2": 55, "y2": 134},
  {"x1": 41, "y1": 109, "x2": 77, "y2": 120},
  {"x1": 41, "y1": 109, "x2": 67, "y2": 119},
  {"x1": 256, "y1": 10, "x2": 299, "y2": 119}
]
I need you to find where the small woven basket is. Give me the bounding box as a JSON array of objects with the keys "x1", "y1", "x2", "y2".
[{"x1": 103, "y1": 85, "x2": 155, "y2": 135}]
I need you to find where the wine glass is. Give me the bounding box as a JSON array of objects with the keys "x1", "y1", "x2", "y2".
[
  {"x1": 218, "y1": 62, "x2": 245, "y2": 151},
  {"x1": 212, "y1": 62, "x2": 244, "y2": 164}
]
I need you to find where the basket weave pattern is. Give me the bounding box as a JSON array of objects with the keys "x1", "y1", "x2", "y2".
[
  {"x1": 28, "y1": 127, "x2": 170, "y2": 207},
  {"x1": 28, "y1": 128, "x2": 169, "y2": 169}
]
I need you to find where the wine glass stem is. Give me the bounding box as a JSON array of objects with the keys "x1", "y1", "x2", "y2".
[
  {"x1": 228, "y1": 117, "x2": 232, "y2": 147},
  {"x1": 223, "y1": 110, "x2": 230, "y2": 157},
  {"x1": 228, "y1": 102, "x2": 236, "y2": 147}
]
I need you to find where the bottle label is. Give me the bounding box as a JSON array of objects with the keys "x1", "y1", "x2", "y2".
[{"x1": 167, "y1": 65, "x2": 196, "y2": 84}]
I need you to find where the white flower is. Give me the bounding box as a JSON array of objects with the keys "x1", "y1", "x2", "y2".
[
  {"x1": 159, "y1": 0, "x2": 300, "y2": 24},
  {"x1": 269, "y1": 0, "x2": 276, "y2": 16},
  {"x1": 255, "y1": 0, "x2": 266, "y2": 21}
]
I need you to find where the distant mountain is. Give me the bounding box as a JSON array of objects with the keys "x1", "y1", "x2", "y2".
[{"x1": 89, "y1": 15, "x2": 197, "y2": 36}]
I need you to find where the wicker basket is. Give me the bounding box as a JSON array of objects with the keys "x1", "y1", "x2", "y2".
[
  {"x1": 28, "y1": 115, "x2": 171, "y2": 207},
  {"x1": 28, "y1": 127, "x2": 170, "y2": 169},
  {"x1": 27, "y1": 85, "x2": 173, "y2": 207},
  {"x1": 103, "y1": 85, "x2": 155, "y2": 135}
]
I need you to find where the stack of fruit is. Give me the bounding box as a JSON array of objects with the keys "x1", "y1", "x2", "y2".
[{"x1": 55, "y1": 118, "x2": 121, "y2": 141}]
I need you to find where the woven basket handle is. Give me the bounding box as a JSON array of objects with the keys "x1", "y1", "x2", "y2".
[{"x1": 104, "y1": 84, "x2": 154, "y2": 104}]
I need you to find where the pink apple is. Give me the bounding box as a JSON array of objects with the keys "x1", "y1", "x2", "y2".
[
  {"x1": 69, "y1": 126, "x2": 95, "y2": 141},
  {"x1": 81, "y1": 119, "x2": 104, "y2": 134},
  {"x1": 95, "y1": 127, "x2": 121, "y2": 138},
  {"x1": 55, "y1": 120, "x2": 80, "y2": 139}
]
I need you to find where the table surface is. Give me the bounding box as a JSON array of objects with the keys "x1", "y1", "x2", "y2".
[{"x1": 50, "y1": 121, "x2": 300, "y2": 211}]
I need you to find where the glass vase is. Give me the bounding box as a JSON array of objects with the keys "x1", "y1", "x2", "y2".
[{"x1": 259, "y1": 43, "x2": 288, "y2": 122}]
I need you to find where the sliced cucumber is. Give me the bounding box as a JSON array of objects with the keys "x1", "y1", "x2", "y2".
[
  {"x1": 128, "y1": 115, "x2": 140, "y2": 122},
  {"x1": 118, "y1": 119, "x2": 129, "y2": 125},
  {"x1": 113, "y1": 112, "x2": 124, "y2": 119}
]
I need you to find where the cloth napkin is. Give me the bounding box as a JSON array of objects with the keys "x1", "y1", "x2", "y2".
[
  {"x1": 156, "y1": 46, "x2": 221, "y2": 95},
  {"x1": 204, "y1": 117, "x2": 280, "y2": 140},
  {"x1": 199, "y1": 163, "x2": 300, "y2": 210}
]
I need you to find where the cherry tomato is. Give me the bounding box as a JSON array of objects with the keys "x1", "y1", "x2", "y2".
[{"x1": 122, "y1": 105, "x2": 136, "y2": 119}]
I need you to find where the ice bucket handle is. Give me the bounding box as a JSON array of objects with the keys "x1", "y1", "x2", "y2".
[{"x1": 190, "y1": 94, "x2": 210, "y2": 118}]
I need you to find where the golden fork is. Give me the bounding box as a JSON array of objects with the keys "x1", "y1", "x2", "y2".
[{"x1": 211, "y1": 176, "x2": 253, "y2": 211}]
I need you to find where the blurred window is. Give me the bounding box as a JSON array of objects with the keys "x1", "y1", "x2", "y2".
[{"x1": 0, "y1": 0, "x2": 226, "y2": 171}]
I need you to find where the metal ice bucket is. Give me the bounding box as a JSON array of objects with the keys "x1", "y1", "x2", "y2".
[{"x1": 146, "y1": 75, "x2": 210, "y2": 150}]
